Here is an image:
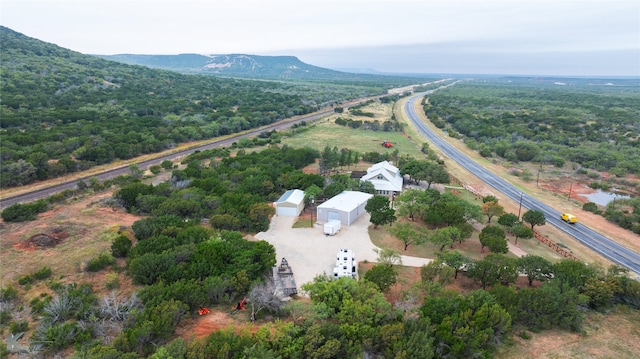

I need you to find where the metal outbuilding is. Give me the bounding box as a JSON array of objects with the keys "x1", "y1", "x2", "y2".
[
  {"x1": 316, "y1": 191, "x2": 373, "y2": 226},
  {"x1": 275, "y1": 189, "x2": 305, "y2": 217}
]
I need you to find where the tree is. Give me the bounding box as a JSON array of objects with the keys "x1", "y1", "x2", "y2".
[
  {"x1": 396, "y1": 188, "x2": 440, "y2": 221},
  {"x1": 365, "y1": 195, "x2": 396, "y2": 228},
  {"x1": 517, "y1": 255, "x2": 553, "y2": 286},
  {"x1": 128, "y1": 164, "x2": 144, "y2": 179},
  {"x1": 364, "y1": 264, "x2": 398, "y2": 293},
  {"x1": 160, "y1": 160, "x2": 174, "y2": 170},
  {"x1": 514, "y1": 285, "x2": 586, "y2": 332},
  {"x1": 365, "y1": 195, "x2": 390, "y2": 213},
  {"x1": 370, "y1": 209, "x2": 397, "y2": 228},
  {"x1": 430, "y1": 227, "x2": 460, "y2": 251},
  {"x1": 374, "y1": 248, "x2": 402, "y2": 267},
  {"x1": 511, "y1": 224, "x2": 533, "y2": 244},
  {"x1": 248, "y1": 202, "x2": 275, "y2": 232},
  {"x1": 497, "y1": 213, "x2": 519, "y2": 229},
  {"x1": 454, "y1": 223, "x2": 474, "y2": 246},
  {"x1": 395, "y1": 189, "x2": 422, "y2": 221},
  {"x1": 389, "y1": 222, "x2": 424, "y2": 250},
  {"x1": 468, "y1": 254, "x2": 518, "y2": 289},
  {"x1": 552, "y1": 259, "x2": 597, "y2": 293},
  {"x1": 248, "y1": 280, "x2": 287, "y2": 318},
  {"x1": 323, "y1": 182, "x2": 346, "y2": 199},
  {"x1": 423, "y1": 162, "x2": 450, "y2": 189},
  {"x1": 481, "y1": 201, "x2": 504, "y2": 223},
  {"x1": 482, "y1": 195, "x2": 499, "y2": 204},
  {"x1": 479, "y1": 225, "x2": 507, "y2": 253},
  {"x1": 304, "y1": 184, "x2": 323, "y2": 203},
  {"x1": 111, "y1": 235, "x2": 133, "y2": 258},
  {"x1": 522, "y1": 209, "x2": 546, "y2": 231},
  {"x1": 436, "y1": 250, "x2": 471, "y2": 279}
]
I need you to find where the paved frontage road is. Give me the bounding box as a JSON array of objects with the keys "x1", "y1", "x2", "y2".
[{"x1": 404, "y1": 92, "x2": 640, "y2": 276}]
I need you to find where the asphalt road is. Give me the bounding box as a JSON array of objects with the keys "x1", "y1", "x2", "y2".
[{"x1": 404, "y1": 91, "x2": 640, "y2": 275}]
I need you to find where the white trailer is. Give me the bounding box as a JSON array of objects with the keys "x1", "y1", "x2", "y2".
[
  {"x1": 323, "y1": 219, "x2": 342, "y2": 236},
  {"x1": 333, "y1": 249, "x2": 357, "y2": 279}
]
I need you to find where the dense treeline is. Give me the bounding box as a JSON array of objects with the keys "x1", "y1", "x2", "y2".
[
  {"x1": 423, "y1": 79, "x2": 640, "y2": 175},
  {"x1": 0, "y1": 26, "x2": 394, "y2": 188},
  {"x1": 115, "y1": 146, "x2": 320, "y2": 232}
]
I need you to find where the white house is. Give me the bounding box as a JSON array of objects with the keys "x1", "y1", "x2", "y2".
[
  {"x1": 275, "y1": 189, "x2": 305, "y2": 217},
  {"x1": 316, "y1": 191, "x2": 373, "y2": 226},
  {"x1": 360, "y1": 160, "x2": 403, "y2": 196}
]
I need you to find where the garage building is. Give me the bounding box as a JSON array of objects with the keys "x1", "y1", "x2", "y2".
[
  {"x1": 316, "y1": 191, "x2": 373, "y2": 226},
  {"x1": 275, "y1": 189, "x2": 305, "y2": 217}
]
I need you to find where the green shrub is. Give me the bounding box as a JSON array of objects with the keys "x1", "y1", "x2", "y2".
[
  {"x1": 149, "y1": 164, "x2": 162, "y2": 175},
  {"x1": 587, "y1": 171, "x2": 601, "y2": 179},
  {"x1": 0, "y1": 310, "x2": 11, "y2": 325},
  {"x1": 111, "y1": 235, "x2": 132, "y2": 258},
  {"x1": 1, "y1": 200, "x2": 48, "y2": 222},
  {"x1": 9, "y1": 320, "x2": 28, "y2": 334},
  {"x1": 583, "y1": 202, "x2": 599, "y2": 213},
  {"x1": 33, "y1": 266, "x2": 52, "y2": 280},
  {"x1": 18, "y1": 275, "x2": 35, "y2": 286},
  {"x1": 47, "y1": 281, "x2": 64, "y2": 292},
  {"x1": 0, "y1": 285, "x2": 18, "y2": 302},
  {"x1": 30, "y1": 295, "x2": 52, "y2": 315},
  {"x1": 86, "y1": 253, "x2": 116, "y2": 272}
]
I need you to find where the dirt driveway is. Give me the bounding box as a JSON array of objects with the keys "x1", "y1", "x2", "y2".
[{"x1": 254, "y1": 213, "x2": 433, "y2": 294}]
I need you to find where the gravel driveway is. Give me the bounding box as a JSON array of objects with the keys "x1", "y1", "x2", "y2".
[{"x1": 255, "y1": 213, "x2": 433, "y2": 294}]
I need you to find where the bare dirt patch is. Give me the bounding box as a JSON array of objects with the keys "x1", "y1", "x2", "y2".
[{"x1": 0, "y1": 191, "x2": 140, "y2": 288}]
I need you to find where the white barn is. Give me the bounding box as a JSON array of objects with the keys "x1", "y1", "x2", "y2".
[
  {"x1": 275, "y1": 189, "x2": 305, "y2": 217},
  {"x1": 316, "y1": 191, "x2": 373, "y2": 226},
  {"x1": 360, "y1": 160, "x2": 403, "y2": 196}
]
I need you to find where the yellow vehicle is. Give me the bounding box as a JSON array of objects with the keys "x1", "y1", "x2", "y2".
[{"x1": 561, "y1": 213, "x2": 578, "y2": 224}]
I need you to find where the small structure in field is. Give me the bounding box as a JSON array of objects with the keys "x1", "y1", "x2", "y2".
[{"x1": 275, "y1": 189, "x2": 305, "y2": 217}]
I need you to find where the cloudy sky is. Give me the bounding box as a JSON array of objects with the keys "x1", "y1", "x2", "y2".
[{"x1": 2, "y1": 0, "x2": 638, "y2": 76}]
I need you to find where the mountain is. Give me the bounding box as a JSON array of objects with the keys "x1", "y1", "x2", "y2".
[
  {"x1": 95, "y1": 53, "x2": 431, "y2": 84},
  {"x1": 96, "y1": 53, "x2": 347, "y2": 79}
]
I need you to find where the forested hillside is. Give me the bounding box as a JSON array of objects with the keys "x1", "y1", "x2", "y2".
[
  {"x1": 423, "y1": 78, "x2": 640, "y2": 175},
  {"x1": 0, "y1": 26, "x2": 411, "y2": 188}
]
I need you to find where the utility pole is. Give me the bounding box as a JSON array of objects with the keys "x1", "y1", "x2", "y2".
[
  {"x1": 310, "y1": 196, "x2": 315, "y2": 227},
  {"x1": 568, "y1": 182, "x2": 573, "y2": 200},
  {"x1": 517, "y1": 192, "x2": 524, "y2": 220}
]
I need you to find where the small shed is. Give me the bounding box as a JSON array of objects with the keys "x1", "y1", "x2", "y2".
[
  {"x1": 275, "y1": 189, "x2": 305, "y2": 217},
  {"x1": 316, "y1": 191, "x2": 373, "y2": 226}
]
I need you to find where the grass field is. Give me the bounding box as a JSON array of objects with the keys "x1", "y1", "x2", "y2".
[{"x1": 282, "y1": 119, "x2": 425, "y2": 158}]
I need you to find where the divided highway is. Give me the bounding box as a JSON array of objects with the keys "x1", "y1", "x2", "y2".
[
  {"x1": 0, "y1": 92, "x2": 391, "y2": 209},
  {"x1": 404, "y1": 92, "x2": 640, "y2": 275},
  {"x1": 0, "y1": 107, "x2": 337, "y2": 209}
]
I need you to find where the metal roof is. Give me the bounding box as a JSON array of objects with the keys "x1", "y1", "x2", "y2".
[{"x1": 317, "y1": 191, "x2": 373, "y2": 212}]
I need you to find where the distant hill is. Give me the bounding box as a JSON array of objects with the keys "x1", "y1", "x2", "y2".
[
  {"x1": 95, "y1": 53, "x2": 429, "y2": 84},
  {"x1": 96, "y1": 53, "x2": 345, "y2": 79}
]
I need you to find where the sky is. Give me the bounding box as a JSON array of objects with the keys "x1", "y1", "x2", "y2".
[{"x1": 2, "y1": 0, "x2": 639, "y2": 76}]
